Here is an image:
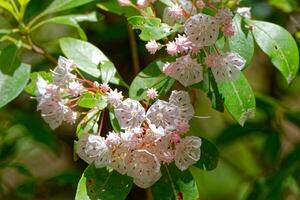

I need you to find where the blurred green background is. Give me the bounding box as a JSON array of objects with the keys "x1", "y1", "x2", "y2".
[{"x1": 1, "y1": 0, "x2": 300, "y2": 199}]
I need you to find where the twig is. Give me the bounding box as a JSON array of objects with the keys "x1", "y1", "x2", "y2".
[
  {"x1": 26, "y1": 35, "x2": 57, "y2": 65},
  {"x1": 97, "y1": 110, "x2": 105, "y2": 136},
  {"x1": 127, "y1": 23, "x2": 140, "y2": 75}
]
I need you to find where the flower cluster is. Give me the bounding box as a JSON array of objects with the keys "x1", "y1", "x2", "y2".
[
  {"x1": 36, "y1": 56, "x2": 82, "y2": 129},
  {"x1": 77, "y1": 90, "x2": 202, "y2": 188},
  {"x1": 140, "y1": 1, "x2": 249, "y2": 86}
]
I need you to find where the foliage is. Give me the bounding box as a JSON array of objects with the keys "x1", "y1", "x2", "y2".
[{"x1": 0, "y1": 0, "x2": 299, "y2": 199}]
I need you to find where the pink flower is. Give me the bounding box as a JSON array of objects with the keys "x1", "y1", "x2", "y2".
[
  {"x1": 167, "y1": 4, "x2": 183, "y2": 19},
  {"x1": 117, "y1": 0, "x2": 131, "y2": 6},
  {"x1": 100, "y1": 83, "x2": 110, "y2": 93},
  {"x1": 170, "y1": 132, "x2": 181, "y2": 144},
  {"x1": 145, "y1": 40, "x2": 159, "y2": 54},
  {"x1": 137, "y1": 0, "x2": 150, "y2": 9},
  {"x1": 68, "y1": 80, "x2": 83, "y2": 96},
  {"x1": 166, "y1": 41, "x2": 178, "y2": 55},
  {"x1": 147, "y1": 88, "x2": 158, "y2": 100},
  {"x1": 223, "y1": 24, "x2": 235, "y2": 37},
  {"x1": 175, "y1": 34, "x2": 192, "y2": 53},
  {"x1": 196, "y1": 0, "x2": 205, "y2": 9},
  {"x1": 162, "y1": 62, "x2": 174, "y2": 76},
  {"x1": 176, "y1": 120, "x2": 190, "y2": 134},
  {"x1": 107, "y1": 89, "x2": 123, "y2": 107}
]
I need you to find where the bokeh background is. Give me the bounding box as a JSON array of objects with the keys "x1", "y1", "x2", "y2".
[{"x1": 0, "y1": 0, "x2": 300, "y2": 199}]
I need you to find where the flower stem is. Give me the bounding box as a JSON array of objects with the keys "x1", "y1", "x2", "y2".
[{"x1": 127, "y1": 23, "x2": 140, "y2": 75}]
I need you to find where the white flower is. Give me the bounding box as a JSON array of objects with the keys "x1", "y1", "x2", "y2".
[
  {"x1": 76, "y1": 134, "x2": 94, "y2": 164},
  {"x1": 99, "y1": 83, "x2": 110, "y2": 93},
  {"x1": 175, "y1": 34, "x2": 192, "y2": 53},
  {"x1": 237, "y1": 7, "x2": 252, "y2": 19},
  {"x1": 167, "y1": 4, "x2": 183, "y2": 19},
  {"x1": 146, "y1": 88, "x2": 158, "y2": 100},
  {"x1": 36, "y1": 76, "x2": 59, "y2": 99},
  {"x1": 114, "y1": 99, "x2": 145, "y2": 129},
  {"x1": 167, "y1": 55, "x2": 203, "y2": 87},
  {"x1": 117, "y1": 0, "x2": 131, "y2": 6},
  {"x1": 38, "y1": 98, "x2": 65, "y2": 130},
  {"x1": 147, "y1": 136, "x2": 174, "y2": 164},
  {"x1": 105, "y1": 131, "x2": 121, "y2": 149},
  {"x1": 63, "y1": 107, "x2": 77, "y2": 124},
  {"x1": 68, "y1": 80, "x2": 83, "y2": 96},
  {"x1": 145, "y1": 40, "x2": 159, "y2": 55},
  {"x1": 52, "y1": 56, "x2": 76, "y2": 86},
  {"x1": 162, "y1": 62, "x2": 174, "y2": 76},
  {"x1": 169, "y1": 90, "x2": 194, "y2": 120},
  {"x1": 125, "y1": 149, "x2": 161, "y2": 188},
  {"x1": 109, "y1": 144, "x2": 128, "y2": 175},
  {"x1": 107, "y1": 89, "x2": 123, "y2": 107},
  {"x1": 85, "y1": 135, "x2": 112, "y2": 168},
  {"x1": 175, "y1": 136, "x2": 202, "y2": 171},
  {"x1": 166, "y1": 41, "x2": 178, "y2": 55},
  {"x1": 184, "y1": 13, "x2": 220, "y2": 48},
  {"x1": 146, "y1": 100, "x2": 180, "y2": 133},
  {"x1": 208, "y1": 52, "x2": 245, "y2": 82}
]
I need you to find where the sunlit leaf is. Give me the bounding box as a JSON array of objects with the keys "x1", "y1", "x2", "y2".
[
  {"x1": 128, "y1": 16, "x2": 182, "y2": 41},
  {"x1": 129, "y1": 59, "x2": 174, "y2": 101},
  {"x1": 218, "y1": 72, "x2": 256, "y2": 126},
  {"x1": 43, "y1": 0, "x2": 95, "y2": 15},
  {"x1": 151, "y1": 164, "x2": 199, "y2": 200},
  {"x1": 0, "y1": 45, "x2": 31, "y2": 108},
  {"x1": 250, "y1": 20, "x2": 299, "y2": 84},
  {"x1": 75, "y1": 165, "x2": 133, "y2": 200}
]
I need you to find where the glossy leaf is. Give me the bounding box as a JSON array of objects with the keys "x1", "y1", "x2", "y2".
[
  {"x1": 0, "y1": 45, "x2": 30, "y2": 108},
  {"x1": 77, "y1": 92, "x2": 107, "y2": 109},
  {"x1": 109, "y1": 110, "x2": 121, "y2": 132},
  {"x1": 218, "y1": 72, "x2": 256, "y2": 126},
  {"x1": 228, "y1": 15, "x2": 254, "y2": 68},
  {"x1": 250, "y1": 20, "x2": 299, "y2": 84},
  {"x1": 60, "y1": 37, "x2": 108, "y2": 78},
  {"x1": 75, "y1": 165, "x2": 133, "y2": 200},
  {"x1": 43, "y1": 0, "x2": 94, "y2": 15},
  {"x1": 32, "y1": 12, "x2": 100, "y2": 40},
  {"x1": 151, "y1": 164, "x2": 199, "y2": 200},
  {"x1": 194, "y1": 137, "x2": 219, "y2": 171},
  {"x1": 128, "y1": 16, "x2": 182, "y2": 41},
  {"x1": 97, "y1": 0, "x2": 139, "y2": 18},
  {"x1": 76, "y1": 109, "x2": 101, "y2": 138},
  {"x1": 129, "y1": 59, "x2": 174, "y2": 101}
]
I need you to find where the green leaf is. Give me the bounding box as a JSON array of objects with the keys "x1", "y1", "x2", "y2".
[
  {"x1": 60, "y1": 37, "x2": 108, "y2": 78},
  {"x1": 100, "y1": 61, "x2": 117, "y2": 84},
  {"x1": 97, "y1": 0, "x2": 139, "y2": 18},
  {"x1": 32, "y1": 12, "x2": 101, "y2": 40},
  {"x1": 75, "y1": 165, "x2": 133, "y2": 200},
  {"x1": 77, "y1": 92, "x2": 107, "y2": 109},
  {"x1": 43, "y1": 0, "x2": 94, "y2": 15},
  {"x1": 24, "y1": 71, "x2": 52, "y2": 96},
  {"x1": 128, "y1": 16, "x2": 182, "y2": 41},
  {"x1": 14, "y1": 181, "x2": 37, "y2": 199},
  {"x1": 268, "y1": 0, "x2": 299, "y2": 13},
  {"x1": 250, "y1": 20, "x2": 299, "y2": 84},
  {"x1": 109, "y1": 110, "x2": 121, "y2": 132},
  {"x1": 0, "y1": 45, "x2": 31, "y2": 108},
  {"x1": 151, "y1": 164, "x2": 199, "y2": 200},
  {"x1": 76, "y1": 109, "x2": 101, "y2": 138},
  {"x1": 228, "y1": 15, "x2": 254, "y2": 68},
  {"x1": 129, "y1": 59, "x2": 174, "y2": 101},
  {"x1": 194, "y1": 137, "x2": 219, "y2": 171},
  {"x1": 218, "y1": 72, "x2": 256, "y2": 126}
]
